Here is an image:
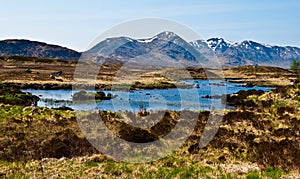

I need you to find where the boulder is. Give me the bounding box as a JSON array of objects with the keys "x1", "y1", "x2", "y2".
[
  {"x1": 25, "y1": 68, "x2": 32, "y2": 73},
  {"x1": 53, "y1": 70, "x2": 63, "y2": 76}
]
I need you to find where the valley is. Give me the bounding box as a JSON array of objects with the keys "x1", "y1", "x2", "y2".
[{"x1": 0, "y1": 37, "x2": 299, "y2": 178}]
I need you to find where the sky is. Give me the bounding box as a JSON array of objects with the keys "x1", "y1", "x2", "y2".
[{"x1": 0, "y1": 0, "x2": 299, "y2": 51}]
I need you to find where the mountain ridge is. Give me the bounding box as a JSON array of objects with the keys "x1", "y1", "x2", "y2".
[
  {"x1": 200, "y1": 37, "x2": 300, "y2": 68},
  {"x1": 85, "y1": 31, "x2": 209, "y2": 68},
  {"x1": 1, "y1": 33, "x2": 300, "y2": 68}
]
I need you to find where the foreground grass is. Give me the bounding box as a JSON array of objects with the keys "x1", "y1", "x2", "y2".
[
  {"x1": 0, "y1": 83, "x2": 299, "y2": 178},
  {"x1": 1, "y1": 153, "x2": 295, "y2": 178}
]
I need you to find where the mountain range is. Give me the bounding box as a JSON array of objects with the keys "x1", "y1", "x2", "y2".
[
  {"x1": 192, "y1": 38, "x2": 300, "y2": 68},
  {"x1": 1, "y1": 32, "x2": 300, "y2": 68}
]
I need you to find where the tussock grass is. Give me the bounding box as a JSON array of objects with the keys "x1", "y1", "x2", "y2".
[{"x1": 0, "y1": 82, "x2": 299, "y2": 178}]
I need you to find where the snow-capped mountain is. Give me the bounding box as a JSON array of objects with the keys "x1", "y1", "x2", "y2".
[
  {"x1": 85, "y1": 31, "x2": 209, "y2": 68},
  {"x1": 88, "y1": 32, "x2": 300, "y2": 68},
  {"x1": 191, "y1": 38, "x2": 300, "y2": 68},
  {"x1": 207, "y1": 38, "x2": 233, "y2": 53},
  {"x1": 1, "y1": 32, "x2": 299, "y2": 69}
]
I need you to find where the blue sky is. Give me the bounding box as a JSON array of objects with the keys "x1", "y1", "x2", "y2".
[{"x1": 0, "y1": 0, "x2": 299, "y2": 51}]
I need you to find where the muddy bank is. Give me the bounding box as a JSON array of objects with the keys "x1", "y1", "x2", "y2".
[
  {"x1": 1, "y1": 82, "x2": 105, "y2": 90},
  {"x1": 1, "y1": 81, "x2": 186, "y2": 90}
]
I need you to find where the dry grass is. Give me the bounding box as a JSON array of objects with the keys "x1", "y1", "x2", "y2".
[
  {"x1": 0, "y1": 84, "x2": 299, "y2": 178},
  {"x1": 1, "y1": 56, "x2": 296, "y2": 89},
  {"x1": 224, "y1": 65, "x2": 296, "y2": 86}
]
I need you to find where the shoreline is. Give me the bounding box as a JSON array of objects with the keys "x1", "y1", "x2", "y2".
[{"x1": 1, "y1": 77, "x2": 281, "y2": 91}]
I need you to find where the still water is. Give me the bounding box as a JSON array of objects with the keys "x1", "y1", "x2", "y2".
[{"x1": 22, "y1": 80, "x2": 274, "y2": 111}]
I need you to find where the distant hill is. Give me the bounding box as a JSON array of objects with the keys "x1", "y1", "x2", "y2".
[{"x1": 0, "y1": 39, "x2": 80, "y2": 60}]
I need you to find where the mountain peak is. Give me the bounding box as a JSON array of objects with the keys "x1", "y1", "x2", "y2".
[
  {"x1": 207, "y1": 38, "x2": 233, "y2": 45},
  {"x1": 156, "y1": 31, "x2": 178, "y2": 40},
  {"x1": 207, "y1": 37, "x2": 233, "y2": 52}
]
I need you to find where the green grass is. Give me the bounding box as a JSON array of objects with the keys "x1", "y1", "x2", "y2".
[
  {"x1": 264, "y1": 167, "x2": 284, "y2": 179},
  {"x1": 0, "y1": 104, "x2": 73, "y2": 123},
  {"x1": 273, "y1": 99, "x2": 287, "y2": 108},
  {"x1": 0, "y1": 84, "x2": 39, "y2": 106},
  {"x1": 84, "y1": 161, "x2": 99, "y2": 167},
  {"x1": 247, "y1": 170, "x2": 262, "y2": 179},
  {"x1": 0, "y1": 155, "x2": 295, "y2": 178}
]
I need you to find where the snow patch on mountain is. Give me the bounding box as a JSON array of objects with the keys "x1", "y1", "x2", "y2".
[{"x1": 136, "y1": 36, "x2": 158, "y2": 43}]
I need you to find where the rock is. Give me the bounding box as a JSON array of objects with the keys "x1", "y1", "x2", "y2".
[
  {"x1": 106, "y1": 93, "x2": 112, "y2": 98},
  {"x1": 55, "y1": 71, "x2": 63, "y2": 76},
  {"x1": 51, "y1": 70, "x2": 63, "y2": 76},
  {"x1": 73, "y1": 90, "x2": 116, "y2": 101},
  {"x1": 96, "y1": 91, "x2": 116, "y2": 100},
  {"x1": 25, "y1": 68, "x2": 32, "y2": 73},
  {"x1": 96, "y1": 91, "x2": 106, "y2": 98},
  {"x1": 209, "y1": 82, "x2": 226, "y2": 86},
  {"x1": 49, "y1": 74, "x2": 55, "y2": 79},
  {"x1": 202, "y1": 94, "x2": 225, "y2": 99},
  {"x1": 202, "y1": 94, "x2": 210, "y2": 98},
  {"x1": 53, "y1": 106, "x2": 74, "y2": 111},
  {"x1": 73, "y1": 90, "x2": 88, "y2": 100},
  {"x1": 243, "y1": 82, "x2": 255, "y2": 87}
]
